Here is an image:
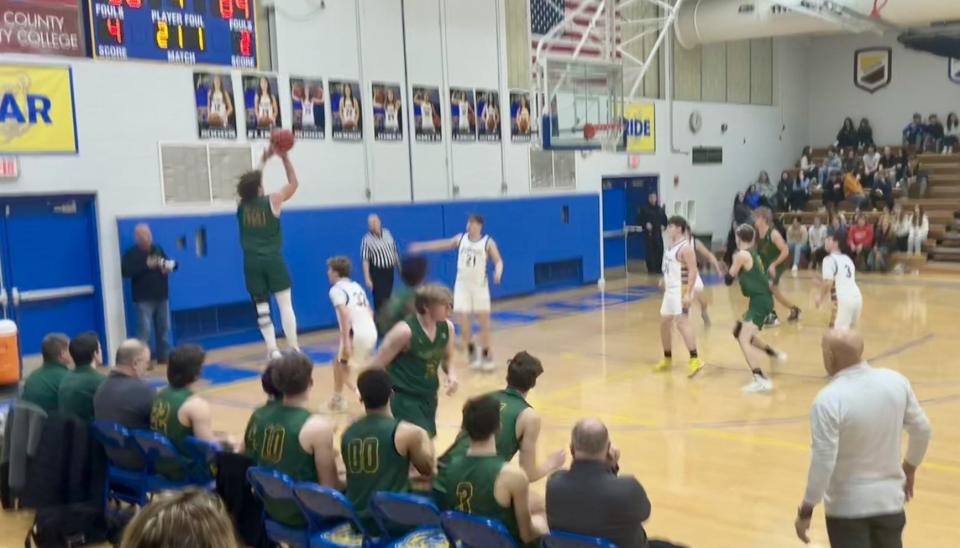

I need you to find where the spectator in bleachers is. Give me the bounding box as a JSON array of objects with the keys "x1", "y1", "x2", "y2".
[
  {"x1": 808, "y1": 217, "x2": 828, "y2": 270},
  {"x1": 800, "y1": 146, "x2": 818, "y2": 181},
  {"x1": 895, "y1": 147, "x2": 912, "y2": 185},
  {"x1": 903, "y1": 113, "x2": 925, "y2": 148},
  {"x1": 745, "y1": 184, "x2": 762, "y2": 210},
  {"x1": 789, "y1": 172, "x2": 810, "y2": 212},
  {"x1": 20, "y1": 333, "x2": 72, "y2": 414},
  {"x1": 894, "y1": 205, "x2": 911, "y2": 252},
  {"x1": 870, "y1": 170, "x2": 895, "y2": 210},
  {"x1": 869, "y1": 211, "x2": 896, "y2": 272},
  {"x1": 756, "y1": 171, "x2": 776, "y2": 209},
  {"x1": 57, "y1": 332, "x2": 104, "y2": 421},
  {"x1": 434, "y1": 395, "x2": 547, "y2": 546},
  {"x1": 828, "y1": 212, "x2": 849, "y2": 249},
  {"x1": 925, "y1": 114, "x2": 944, "y2": 153},
  {"x1": 879, "y1": 146, "x2": 897, "y2": 181},
  {"x1": 787, "y1": 218, "x2": 808, "y2": 275},
  {"x1": 836, "y1": 117, "x2": 858, "y2": 149},
  {"x1": 862, "y1": 145, "x2": 881, "y2": 187},
  {"x1": 847, "y1": 214, "x2": 875, "y2": 267},
  {"x1": 857, "y1": 118, "x2": 875, "y2": 149},
  {"x1": 843, "y1": 170, "x2": 867, "y2": 210},
  {"x1": 341, "y1": 369, "x2": 434, "y2": 532},
  {"x1": 943, "y1": 112, "x2": 959, "y2": 154},
  {"x1": 823, "y1": 172, "x2": 845, "y2": 212},
  {"x1": 726, "y1": 192, "x2": 754, "y2": 266},
  {"x1": 151, "y1": 344, "x2": 237, "y2": 479},
  {"x1": 841, "y1": 148, "x2": 859, "y2": 173},
  {"x1": 243, "y1": 351, "x2": 341, "y2": 527},
  {"x1": 94, "y1": 339, "x2": 156, "y2": 471},
  {"x1": 776, "y1": 171, "x2": 792, "y2": 211},
  {"x1": 907, "y1": 205, "x2": 929, "y2": 256},
  {"x1": 119, "y1": 488, "x2": 240, "y2": 548},
  {"x1": 818, "y1": 147, "x2": 842, "y2": 188}
]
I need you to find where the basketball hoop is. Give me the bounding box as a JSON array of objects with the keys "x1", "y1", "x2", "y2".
[{"x1": 583, "y1": 122, "x2": 623, "y2": 152}]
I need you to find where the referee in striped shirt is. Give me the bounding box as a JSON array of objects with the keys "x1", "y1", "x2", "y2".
[{"x1": 361, "y1": 213, "x2": 400, "y2": 311}]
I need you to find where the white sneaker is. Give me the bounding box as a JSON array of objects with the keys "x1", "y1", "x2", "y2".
[
  {"x1": 327, "y1": 395, "x2": 348, "y2": 412},
  {"x1": 470, "y1": 354, "x2": 483, "y2": 370},
  {"x1": 742, "y1": 374, "x2": 774, "y2": 393},
  {"x1": 480, "y1": 357, "x2": 497, "y2": 372},
  {"x1": 268, "y1": 349, "x2": 282, "y2": 361},
  {"x1": 772, "y1": 351, "x2": 788, "y2": 366}
]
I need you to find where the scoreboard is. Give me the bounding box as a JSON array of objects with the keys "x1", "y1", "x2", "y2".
[{"x1": 89, "y1": 0, "x2": 257, "y2": 68}]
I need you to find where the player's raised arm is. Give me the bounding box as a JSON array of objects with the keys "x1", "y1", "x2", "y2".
[
  {"x1": 271, "y1": 150, "x2": 299, "y2": 207},
  {"x1": 409, "y1": 234, "x2": 461, "y2": 254},
  {"x1": 694, "y1": 238, "x2": 723, "y2": 274}
]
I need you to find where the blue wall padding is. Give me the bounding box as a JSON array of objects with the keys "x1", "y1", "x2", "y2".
[{"x1": 118, "y1": 193, "x2": 600, "y2": 347}]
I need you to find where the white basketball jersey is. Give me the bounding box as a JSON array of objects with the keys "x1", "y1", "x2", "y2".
[
  {"x1": 822, "y1": 252, "x2": 862, "y2": 303},
  {"x1": 343, "y1": 101, "x2": 356, "y2": 122},
  {"x1": 210, "y1": 91, "x2": 226, "y2": 116},
  {"x1": 257, "y1": 96, "x2": 273, "y2": 119},
  {"x1": 421, "y1": 103, "x2": 434, "y2": 130},
  {"x1": 458, "y1": 102, "x2": 469, "y2": 129},
  {"x1": 330, "y1": 279, "x2": 377, "y2": 333},
  {"x1": 456, "y1": 234, "x2": 490, "y2": 286},
  {"x1": 662, "y1": 240, "x2": 687, "y2": 290},
  {"x1": 385, "y1": 104, "x2": 399, "y2": 129},
  {"x1": 301, "y1": 100, "x2": 315, "y2": 127}
]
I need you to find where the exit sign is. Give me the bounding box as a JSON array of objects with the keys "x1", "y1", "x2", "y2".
[{"x1": 0, "y1": 157, "x2": 18, "y2": 181}]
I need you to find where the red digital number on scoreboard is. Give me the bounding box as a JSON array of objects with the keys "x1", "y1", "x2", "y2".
[
  {"x1": 106, "y1": 18, "x2": 123, "y2": 43},
  {"x1": 219, "y1": 0, "x2": 250, "y2": 19}
]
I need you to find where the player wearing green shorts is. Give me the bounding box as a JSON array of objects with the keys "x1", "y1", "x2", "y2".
[
  {"x1": 725, "y1": 224, "x2": 787, "y2": 394},
  {"x1": 753, "y1": 207, "x2": 801, "y2": 324},
  {"x1": 369, "y1": 284, "x2": 459, "y2": 437},
  {"x1": 236, "y1": 144, "x2": 300, "y2": 359}
]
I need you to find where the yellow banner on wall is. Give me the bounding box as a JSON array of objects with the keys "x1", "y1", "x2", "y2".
[
  {"x1": 624, "y1": 102, "x2": 655, "y2": 154},
  {"x1": 0, "y1": 65, "x2": 77, "y2": 153}
]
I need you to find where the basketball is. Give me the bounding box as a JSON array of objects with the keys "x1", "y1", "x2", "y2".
[
  {"x1": 518, "y1": 117, "x2": 529, "y2": 133},
  {"x1": 486, "y1": 116, "x2": 497, "y2": 132},
  {"x1": 271, "y1": 128, "x2": 295, "y2": 152}
]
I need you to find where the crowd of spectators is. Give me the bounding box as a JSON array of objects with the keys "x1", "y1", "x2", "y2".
[{"x1": 903, "y1": 112, "x2": 960, "y2": 154}]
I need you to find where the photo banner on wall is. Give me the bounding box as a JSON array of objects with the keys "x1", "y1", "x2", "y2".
[
  {"x1": 412, "y1": 86, "x2": 441, "y2": 142},
  {"x1": 476, "y1": 89, "x2": 501, "y2": 142},
  {"x1": 194, "y1": 71, "x2": 237, "y2": 139},
  {"x1": 0, "y1": 1, "x2": 84, "y2": 57},
  {"x1": 242, "y1": 75, "x2": 282, "y2": 139},
  {"x1": 509, "y1": 91, "x2": 532, "y2": 142},
  {"x1": 450, "y1": 88, "x2": 476, "y2": 142},
  {"x1": 291, "y1": 77, "x2": 325, "y2": 140},
  {"x1": 372, "y1": 82, "x2": 402, "y2": 141},
  {"x1": 624, "y1": 102, "x2": 655, "y2": 154},
  {"x1": 331, "y1": 80, "x2": 361, "y2": 141},
  {"x1": 0, "y1": 64, "x2": 77, "y2": 153}
]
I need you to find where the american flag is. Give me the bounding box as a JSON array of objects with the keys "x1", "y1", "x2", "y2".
[{"x1": 531, "y1": 0, "x2": 621, "y2": 61}]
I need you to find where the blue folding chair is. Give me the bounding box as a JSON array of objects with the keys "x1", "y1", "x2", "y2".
[
  {"x1": 91, "y1": 421, "x2": 149, "y2": 507},
  {"x1": 292, "y1": 482, "x2": 372, "y2": 547},
  {"x1": 130, "y1": 429, "x2": 210, "y2": 491},
  {"x1": 183, "y1": 436, "x2": 222, "y2": 483},
  {"x1": 247, "y1": 467, "x2": 310, "y2": 548},
  {"x1": 370, "y1": 492, "x2": 447, "y2": 547},
  {"x1": 541, "y1": 531, "x2": 617, "y2": 548},
  {"x1": 440, "y1": 511, "x2": 518, "y2": 548}
]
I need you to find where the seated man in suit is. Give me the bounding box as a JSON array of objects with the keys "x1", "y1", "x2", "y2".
[
  {"x1": 244, "y1": 351, "x2": 341, "y2": 528},
  {"x1": 434, "y1": 395, "x2": 546, "y2": 546},
  {"x1": 546, "y1": 418, "x2": 684, "y2": 548}
]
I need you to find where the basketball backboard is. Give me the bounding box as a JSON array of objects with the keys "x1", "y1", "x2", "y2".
[{"x1": 538, "y1": 57, "x2": 624, "y2": 151}]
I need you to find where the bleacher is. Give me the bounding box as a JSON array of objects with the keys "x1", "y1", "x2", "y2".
[{"x1": 778, "y1": 146, "x2": 960, "y2": 273}]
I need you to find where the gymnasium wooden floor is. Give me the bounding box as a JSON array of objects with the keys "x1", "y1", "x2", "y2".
[{"x1": 4, "y1": 271, "x2": 960, "y2": 547}]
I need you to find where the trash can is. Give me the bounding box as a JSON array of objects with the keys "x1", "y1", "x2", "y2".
[{"x1": 0, "y1": 319, "x2": 19, "y2": 385}]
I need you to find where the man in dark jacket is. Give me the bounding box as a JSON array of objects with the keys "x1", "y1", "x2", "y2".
[
  {"x1": 638, "y1": 193, "x2": 667, "y2": 274},
  {"x1": 122, "y1": 223, "x2": 173, "y2": 364}
]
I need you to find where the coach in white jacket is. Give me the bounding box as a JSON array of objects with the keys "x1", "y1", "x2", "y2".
[{"x1": 795, "y1": 329, "x2": 931, "y2": 547}]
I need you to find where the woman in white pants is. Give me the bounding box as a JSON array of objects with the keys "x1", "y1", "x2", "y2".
[{"x1": 907, "y1": 205, "x2": 929, "y2": 256}]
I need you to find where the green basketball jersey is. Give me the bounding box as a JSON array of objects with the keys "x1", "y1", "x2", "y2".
[
  {"x1": 341, "y1": 414, "x2": 410, "y2": 531},
  {"x1": 738, "y1": 250, "x2": 772, "y2": 299},
  {"x1": 243, "y1": 403, "x2": 318, "y2": 527},
  {"x1": 150, "y1": 387, "x2": 195, "y2": 479},
  {"x1": 378, "y1": 286, "x2": 416, "y2": 335},
  {"x1": 388, "y1": 317, "x2": 449, "y2": 397},
  {"x1": 434, "y1": 455, "x2": 520, "y2": 542},
  {"x1": 757, "y1": 228, "x2": 784, "y2": 274},
  {"x1": 238, "y1": 196, "x2": 282, "y2": 259},
  {"x1": 439, "y1": 388, "x2": 531, "y2": 466}
]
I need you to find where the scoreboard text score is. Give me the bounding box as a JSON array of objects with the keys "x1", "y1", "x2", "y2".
[{"x1": 89, "y1": 0, "x2": 257, "y2": 68}]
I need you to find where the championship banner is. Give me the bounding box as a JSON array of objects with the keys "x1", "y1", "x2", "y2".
[
  {"x1": 0, "y1": 64, "x2": 77, "y2": 153},
  {"x1": 0, "y1": 1, "x2": 83, "y2": 57},
  {"x1": 624, "y1": 102, "x2": 655, "y2": 154}
]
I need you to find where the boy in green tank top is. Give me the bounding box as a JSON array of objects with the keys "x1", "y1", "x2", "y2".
[
  {"x1": 369, "y1": 284, "x2": 459, "y2": 438},
  {"x1": 150, "y1": 344, "x2": 236, "y2": 480},
  {"x1": 243, "y1": 351, "x2": 341, "y2": 528},
  {"x1": 376, "y1": 255, "x2": 428, "y2": 335},
  {"x1": 236, "y1": 144, "x2": 301, "y2": 361},
  {"x1": 724, "y1": 224, "x2": 788, "y2": 394},
  {"x1": 439, "y1": 351, "x2": 565, "y2": 483},
  {"x1": 341, "y1": 369, "x2": 434, "y2": 533},
  {"x1": 434, "y1": 396, "x2": 546, "y2": 546},
  {"x1": 753, "y1": 207, "x2": 802, "y2": 324}
]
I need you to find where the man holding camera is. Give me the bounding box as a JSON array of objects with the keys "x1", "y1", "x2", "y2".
[{"x1": 122, "y1": 223, "x2": 174, "y2": 366}]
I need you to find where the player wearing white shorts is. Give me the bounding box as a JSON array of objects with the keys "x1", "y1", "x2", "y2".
[
  {"x1": 410, "y1": 214, "x2": 504, "y2": 371},
  {"x1": 816, "y1": 233, "x2": 863, "y2": 329},
  {"x1": 655, "y1": 216, "x2": 705, "y2": 377},
  {"x1": 326, "y1": 256, "x2": 378, "y2": 412}
]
